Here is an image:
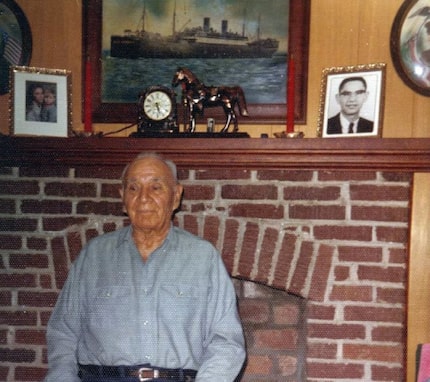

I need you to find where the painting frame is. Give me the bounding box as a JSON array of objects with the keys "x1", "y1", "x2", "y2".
[
  {"x1": 82, "y1": 0, "x2": 310, "y2": 126},
  {"x1": 317, "y1": 63, "x2": 386, "y2": 138},
  {"x1": 9, "y1": 66, "x2": 72, "y2": 137},
  {"x1": 390, "y1": 0, "x2": 430, "y2": 97}
]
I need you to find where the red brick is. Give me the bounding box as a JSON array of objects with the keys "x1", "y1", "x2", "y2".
[
  {"x1": 308, "y1": 244, "x2": 335, "y2": 302},
  {"x1": 344, "y1": 306, "x2": 405, "y2": 324},
  {"x1": 14, "y1": 366, "x2": 47, "y2": 381},
  {"x1": 278, "y1": 355, "x2": 298, "y2": 377},
  {"x1": 0, "y1": 367, "x2": 7, "y2": 381},
  {"x1": 273, "y1": 303, "x2": 300, "y2": 325},
  {"x1": 67, "y1": 231, "x2": 84, "y2": 263},
  {"x1": 183, "y1": 214, "x2": 198, "y2": 236},
  {"x1": 307, "y1": 304, "x2": 335, "y2": 320},
  {"x1": 0, "y1": 291, "x2": 11, "y2": 306},
  {"x1": 0, "y1": 218, "x2": 38, "y2": 232},
  {"x1": 334, "y1": 265, "x2": 350, "y2": 281},
  {"x1": 20, "y1": 166, "x2": 69, "y2": 178},
  {"x1": 42, "y1": 217, "x2": 87, "y2": 231},
  {"x1": 306, "y1": 362, "x2": 364, "y2": 379},
  {"x1": 255, "y1": 227, "x2": 278, "y2": 284},
  {"x1": 26, "y1": 237, "x2": 47, "y2": 250},
  {"x1": 272, "y1": 233, "x2": 297, "y2": 290},
  {"x1": 338, "y1": 245, "x2": 382, "y2": 262},
  {"x1": 221, "y1": 219, "x2": 239, "y2": 273},
  {"x1": 343, "y1": 343, "x2": 404, "y2": 363},
  {"x1": 239, "y1": 300, "x2": 270, "y2": 324},
  {"x1": 44, "y1": 182, "x2": 96, "y2": 197},
  {"x1": 229, "y1": 203, "x2": 284, "y2": 219},
  {"x1": 381, "y1": 172, "x2": 413, "y2": 182},
  {"x1": 9, "y1": 254, "x2": 49, "y2": 269},
  {"x1": 51, "y1": 237, "x2": 69, "y2": 289},
  {"x1": 314, "y1": 225, "x2": 372, "y2": 241},
  {"x1": 0, "y1": 273, "x2": 36, "y2": 288},
  {"x1": 0, "y1": 180, "x2": 39, "y2": 195},
  {"x1": 195, "y1": 169, "x2": 251, "y2": 180},
  {"x1": 244, "y1": 355, "x2": 273, "y2": 375},
  {"x1": 0, "y1": 199, "x2": 15, "y2": 213},
  {"x1": 330, "y1": 285, "x2": 373, "y2": 302},
  {"x1": 371, "y1": 365, "x2": 404, "y2": 381},
  {"x1": 376, "y1": 287, "x2": 405, "y2": 304},
  {"x1": 0, "y1": 234, "x2": 22, "y2": 249},
  {"x1": 350, "y1": 185, "x2": 409, "y2": 201},
  {"x1": 21, "y1": 199, "x2": 72, "y2": 214},
  {"x1": 183, "y1": 184, "x2": 215, "y2": 200},
  {"x1": 289, "y1": 241, "x2": 313, "y2": 296},
  {"x1": 308, "y1": 323, "x2": 365, "y2": 340},
  {"x1": 237, "y1": 222, "x2": 259, "y2": 278},
  {"x1": 306, "y1": 342, "x2": 337, "y2": 359},
  {"x1": 100, "y1": 183, "x2": 122, "y2": 198},
  {"x1": 376, "y1": 226, "x2": 409, "y2": 243},
  {"x1": 77, "y1": 200, "x2": 123, "y2": 215},
  {"x1": 203, "y1": 215, "x2": 219, "y2": 247},
  {"x1": 357, "y1": 265, "x2": 405, "y2": 283},
  {"x1": 284, "y1": 186, "x2": 341, "y2": 200},
  {"x1": 289, "y1": 204, "x2": 345, "y2": 220},
  {"x1": 15, "y1": 329, "x2": 47, "y2": 345},
  {"x1": 222, "y1": 184, "x2": 277, "y2": 200},
  {"x1": 0, "y1": 311, "x2": 37, "y2": 326},
  {"x1": 389, "y1": 247, "x2": 407, "y2": 263},
  {"x1": 257, "y1": 169, "x2": 313, "y2": 181},
  {"x1": 371, "y1": 325, "x2": 405, "y2": 343},
  {"x1": 254, "y1": 328, "x2": 298, "y2": 350},
  {"x1": 0, "y1": 348, "x2": 35, "y2": 363},
  {"x1": 351, "y1": 206, "x2": 409, "y2": 222},
  {"x1": 75, "y1": 166, "x2": 123, "y2": 179},
  {"x1": 18, "y1": 291, "x2": 58, "y2": 308},
  {"x1": 319, "y1": 171, "x2": 377, "y2": 181}
]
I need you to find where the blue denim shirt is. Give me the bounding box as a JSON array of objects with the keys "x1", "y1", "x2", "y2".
[{"x1": 45, "y1": 225, "x2": 246, "y2": 382}]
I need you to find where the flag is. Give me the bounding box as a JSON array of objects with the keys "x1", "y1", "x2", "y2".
[{"x1": 2, "y1": 30, "x2": 22, "y2": 64}]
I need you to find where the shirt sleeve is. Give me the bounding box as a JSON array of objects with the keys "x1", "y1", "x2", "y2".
[
  {"x1": 44, "y1": 249, "x2": 85, "y2": 382},
  {"x1": 195, "y1": 252, "x2": 246, "y2": 381}
]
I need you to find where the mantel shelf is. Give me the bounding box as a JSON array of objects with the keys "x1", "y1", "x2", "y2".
[{"x1": 1, "y1": 136, "x2": 430, "y2": 172}]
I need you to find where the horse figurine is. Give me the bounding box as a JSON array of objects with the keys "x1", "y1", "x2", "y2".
[{"x1": 171, "y1": 67, "x2": 249, "y2": 133}]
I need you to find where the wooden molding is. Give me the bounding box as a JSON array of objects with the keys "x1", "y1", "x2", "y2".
[{"x1": 1, "y1": 136, "x2": 430, "y2": 172}]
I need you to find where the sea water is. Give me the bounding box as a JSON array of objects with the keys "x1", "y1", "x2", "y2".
[{"x1": 102, "y1": 54, "x2": 287, "y2": 105}]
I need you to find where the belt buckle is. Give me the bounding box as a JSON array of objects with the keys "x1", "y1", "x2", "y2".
[{"x1": 138, "y1": 367, "x2": 159, "y2": 382}]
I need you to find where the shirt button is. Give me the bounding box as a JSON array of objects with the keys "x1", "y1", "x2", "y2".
[{"x1": 143, "y1": 320, "x2": 149, "y2": 325}]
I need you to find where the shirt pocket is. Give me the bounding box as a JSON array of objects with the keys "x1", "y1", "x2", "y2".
[
  {"x1": 88, "y1": 286, "x2": 132, "y2": 328},
  {"x1": 159, "y1": 284, "x2": 200, "y2": 323}
]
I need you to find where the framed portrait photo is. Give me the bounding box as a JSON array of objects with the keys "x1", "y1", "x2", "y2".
[
  {"x1": 9, "y1": 66, "x2": 72, "y2": 137},
  {"x1": 317, "y1": 63, "x2": 386, "y2": 138}
]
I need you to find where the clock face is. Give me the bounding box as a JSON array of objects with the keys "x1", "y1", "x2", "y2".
[{"x1": 143, "y1": 90, "x2": 173, "y2": 121}]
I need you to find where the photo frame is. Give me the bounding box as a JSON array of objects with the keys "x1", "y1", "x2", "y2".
[
  {"x1": 9, "y1": 66, "x2": 72, "y2": 137},
  {"x1": 0, "y1": 0, "x2": 32, "y2": 94},
  {"x1": 390, "y1": 0, "x2": 430, "y2": 96},
  {"x1": 82, "y1": 0, "x2": 310, "y2": 126},
  {"x1": 317, "y1": 63, "x2": 386, "y2": 138}
]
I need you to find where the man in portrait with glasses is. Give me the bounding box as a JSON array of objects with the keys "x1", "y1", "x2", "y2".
[{"x1": 327, "y1": 76, "x2": 374, "y2": 135}]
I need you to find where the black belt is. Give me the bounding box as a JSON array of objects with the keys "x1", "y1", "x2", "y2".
[{"x1": 78, "y1": 364, "x2": 197, "y2": 381}]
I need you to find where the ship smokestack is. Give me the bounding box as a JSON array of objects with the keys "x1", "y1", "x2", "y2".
[
  {"x1": 203, "y1": 17, "x2": 210, "y2": 32},
  {"x1": 222, "y1": 20, "x2": 228, "y2": 35}
]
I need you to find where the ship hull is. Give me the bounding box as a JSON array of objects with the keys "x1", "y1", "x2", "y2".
[{"x1": 110, "y1": 35, "x2": 278, "y2": 59}]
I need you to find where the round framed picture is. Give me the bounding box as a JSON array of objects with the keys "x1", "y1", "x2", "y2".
[
  {"x1": 0, "y1": 0, "x2": 32, "y2": 94},
  {"x1": 390, "y1": 0, "x2": 430, "y2": 96}
]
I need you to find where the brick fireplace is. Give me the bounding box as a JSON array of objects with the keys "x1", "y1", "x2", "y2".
[{"x1": 0, "y1": 136, "x2": 428, "y2": 381}]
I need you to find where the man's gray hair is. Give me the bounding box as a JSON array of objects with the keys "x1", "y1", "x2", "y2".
[{"x1": 121, "y1": 152, "x2": 178, "y2": 184}]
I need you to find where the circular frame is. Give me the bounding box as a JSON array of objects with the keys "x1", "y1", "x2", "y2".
[
  {"x1": 0, "y1": 0, "x2": 32, "y2": 94},
  {"x1": 390, "y1": 0, "x2": 430, "y2": 96}
]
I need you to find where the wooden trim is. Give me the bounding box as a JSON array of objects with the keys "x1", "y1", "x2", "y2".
[{"x1": 1, "y1": 137, "x2": 430, "y2": 172}]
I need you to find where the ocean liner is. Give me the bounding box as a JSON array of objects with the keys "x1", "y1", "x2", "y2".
[{"x1": 110, "y1": 5, "x2": 279, "y2": 59}]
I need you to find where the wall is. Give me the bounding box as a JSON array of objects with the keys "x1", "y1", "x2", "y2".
[
  {"x1": 1, "y1": 0, "x2": 430, "y2": 138},
  {"x1": 0, "y1": 164, "x2": 410, "y2": 381}
]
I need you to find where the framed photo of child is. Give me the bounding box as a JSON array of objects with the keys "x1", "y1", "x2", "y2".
[
  {"x1": 9, "y1": 66, "x2": 72, "y2": 137},
  {"x1": 317, "y1": 63, "x2": 386, "y2": 138}
]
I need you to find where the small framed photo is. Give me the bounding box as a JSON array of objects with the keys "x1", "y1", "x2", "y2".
[
  {"x1": 9, "y1": 66, "x2": 72, "y2": 137},
  {"x1": 317, "y1": 63, "x2": 386, "y2": 138}
]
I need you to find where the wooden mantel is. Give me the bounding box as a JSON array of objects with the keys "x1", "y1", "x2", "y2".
[{"x1": 1, "y1": 136, "x2": 430, "y2": 171}]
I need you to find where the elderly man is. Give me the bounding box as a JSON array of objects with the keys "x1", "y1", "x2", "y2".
[{"x1": 45, "y1": 152, "x2": 246, "y2": 382}]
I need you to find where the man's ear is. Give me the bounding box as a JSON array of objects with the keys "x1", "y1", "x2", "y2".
[{"x1": 174, "y1": 184, "x2": 184, "y2": 209}]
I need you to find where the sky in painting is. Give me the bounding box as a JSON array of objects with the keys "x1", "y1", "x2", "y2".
[{"x1": 102, "y1": 0, "x2": 289, "y2": 51}]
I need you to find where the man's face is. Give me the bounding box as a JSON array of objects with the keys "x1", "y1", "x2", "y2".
[
  {"x1": 335, "y1": 80, "x2": 368, "y2": 117},
  {"x1": 120, "y1": 157, "x2": 183, "y2": 235},
  {"x1": 33, "y1": 87, "x2": 44, "y2": 104}
]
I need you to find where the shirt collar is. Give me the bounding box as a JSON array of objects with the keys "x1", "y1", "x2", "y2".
[{"x1": 340, "y1": 113, "x2": 357, "y2": 134}]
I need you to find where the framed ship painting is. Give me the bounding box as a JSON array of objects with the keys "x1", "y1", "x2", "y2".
[{"x1": 83, "y1": 0, "x2": 310, "y2": 127}]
